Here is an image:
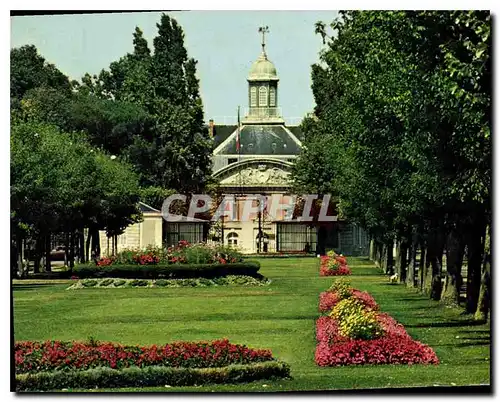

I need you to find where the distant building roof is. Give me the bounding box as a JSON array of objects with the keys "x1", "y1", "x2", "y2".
[
  {"x1": 139, "y1": 202, "x2": 160, "y2": 213},
  {"x1": 287, "y1": 126, "x2": 305, "y2": 142},
  {"x1": 212, "y1": 125, "x2": 237, "y2": 148},
  {"x1": 216, "y1": 124, "x2": 302, "y2": 155}
]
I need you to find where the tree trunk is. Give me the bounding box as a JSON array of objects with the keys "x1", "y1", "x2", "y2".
[
  {"x1": 395, "y1": 241, "x2": 401, "y2": 276},
  {"x1": 85, "y1": 228, "x2": 92, "y2": 263},
  {"x1": 398, "y1": 240, "x2": 408, "y2": 283},
  {"x1": 419, "y1": 244, "x2": 427, "y2": 292},
  {"x1": 33, "y1": 236, "x2": 42, "y2": 274},
  {"x1": 441, "y1": 228, "x2": 465, "y2": 305},
  {"x1": 474, "y1": 224, "x2": 491, "y2": 321},
  {"x1": 466, "y1": 218, "x2": 486, "y2": 314},
  {"x1": 64, "y1": 231, "x2": 69, "y2": 267},
  {"x1": 474, "y1": 256, "x2": 490, "y2": 322},
  {"x1": 69, "y1": 231, "x2": 75, "y2": 269},
  {"x1": 406, "y1": 234, "x2": 417, "y2": 288},
  {"x1": 429, "y1": 227, "x2": 445, "y2": 301},
  {"x1": 369, "y1": 239, "x2": 375, "y2": 261},
  {"x1": 78, "y1": 229, "x2": 85, "y2": 263},
  {"x1": 44, "y1": 233, "x2": 51, "y2": 272}
]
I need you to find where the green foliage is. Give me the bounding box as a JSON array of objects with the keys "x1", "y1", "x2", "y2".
[
  {"x1": 81, "y1": 280, "x2": 98, "y2": 288},
  {"x1": 99, "y1": 279, "x2": 114, "y2": 287},
  {"x1": 10, "y1": 120, "x2": 141, "y2": 242},
  {"x1": 79, "y1": 13, "x2": 212, "y2": 193},
  {"x1": 73, "y1": 261, "x2": 261, "y2": 280},
  {"x1": 113, "y1": 279, "x2": 126, "y2": 287},
  {"x1": 128, "y1": 279, "x2": 149, "y2": 287},
  {"x1": 16, "y1": 361, "x2": 291, "y2": 391},
  {"x1": 294, "y1": 11, "x2": 491, "y2": 265},
  {"x1": 10, "y1": 45, "x2": 71, "y2": 102},
  {"x1": 183, "y1": 243, "x2": 218, "y2": 264}
]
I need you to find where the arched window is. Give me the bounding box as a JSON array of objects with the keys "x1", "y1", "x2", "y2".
[
  {"x1": 250, "y1": 87, "x2": 257, "y2": 107},
  {"x1": 259, "y1": 86, "x2": 268, "y2": 106},
  {"x1": 227, "y1": 232, "x2": 239, "y2": 246},
  {"x1": 269, "y1": 87, "x2": 276, "y2": 107}
]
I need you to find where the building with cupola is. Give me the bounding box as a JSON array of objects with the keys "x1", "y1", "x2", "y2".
[
  {"x1": 209, "y1": 29, "x2": 370, "y2": 255},
  {"x1": 99, "y1": 28, "x2": 370, "y2": 257}
]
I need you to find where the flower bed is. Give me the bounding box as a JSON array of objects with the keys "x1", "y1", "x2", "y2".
[
  {"x1": 15, "y1": 339, "x2": 291, "y2": 391},
  {"x1": 15, "y1": 339, "x2": 275, "y2": 374},
  {"x1": 319, "y1": 251, "x2": 352, "y2": 276},
  {"x1": 96, "y1": 242, "x2": 243, "y2": 267},
  {"x1": 315, "y1": 279, "x2": 439, "y2": 366},
  {"x1": 67, "y1": 275, "x2": 270, "y2": 290}
]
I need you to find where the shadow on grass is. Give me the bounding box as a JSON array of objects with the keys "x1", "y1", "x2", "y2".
[
  {"x1": 405, "y1": 319, "x2": 487, "y2": 329},
  {"x1": 12, "y1": 283, "x2": 57, "y2": 291}
]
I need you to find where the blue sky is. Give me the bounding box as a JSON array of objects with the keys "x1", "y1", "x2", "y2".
[{"x1": 11, "y1": 11, "x2": 338, "y2": 125}]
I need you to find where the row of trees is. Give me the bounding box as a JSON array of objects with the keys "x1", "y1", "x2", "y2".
[
  {"x1": 293, "y1": 11, "x2": 491, "y2": 319},
  {"x1": 11, "y1": 14, "x2": 213, "y2": 272}
]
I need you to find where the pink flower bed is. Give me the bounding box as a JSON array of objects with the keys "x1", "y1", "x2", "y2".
[
  {"x1": 315, "y1": 288, "x2": 439, "y2": 366},
  {"x1": 319, "y1": 256, "x2": 352, "y2": 276},
  {"x1": 319, "y1": 289, "x2": 378, "y2": 312}
]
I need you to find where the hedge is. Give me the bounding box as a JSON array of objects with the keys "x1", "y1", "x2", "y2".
[
  {"x1": 16, "y1": 361, "x2": 291, "y2": 391},
  {"x1": 70, "y1": 261, "x2": 261, "y2": 280}
]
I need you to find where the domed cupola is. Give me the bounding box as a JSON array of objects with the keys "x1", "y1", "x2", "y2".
[
  {"x1": 244, "y1": 26, "x2": 284, "y2": 124},
  {"x1": 248, "y1": 52, "x2": 278, "y2": 82}
]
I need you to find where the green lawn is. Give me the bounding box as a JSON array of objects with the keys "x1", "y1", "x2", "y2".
[{"x1": 13, "y1": 257, "x2": 490, "y2": 392}]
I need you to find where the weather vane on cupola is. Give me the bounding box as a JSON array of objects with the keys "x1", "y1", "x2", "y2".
[{"x1": 258, "y1": 26, "x2": 269, "y2": 56}]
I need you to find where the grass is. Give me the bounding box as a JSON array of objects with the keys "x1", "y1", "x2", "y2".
[{"x1": 13, "y1": 257, "x2": 490, "y2": 392}]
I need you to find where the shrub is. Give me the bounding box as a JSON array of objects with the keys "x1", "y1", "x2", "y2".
[
  {"x1": 16, "y1": 361, "x2": 291, "y2": 391},
  {"x1": 74, "y1": 261, "x2": 261, "y2": 280},
  {"x1": 128, "y1": 279, "x2": 149, "y2": 287},
  {"x1": 197, "y1": 278, "x2": 213, "y2": 287},
  {"x1": 154, "y1": 279, "x2": 169, "y2": 287},
  {"x1": 99, "y1": 279, "x2": 114, "y2": 287},
  {"x1": 81, "y1": 279, "x2": 98, "y2": 288},
  {"x1": 15, "y1": 339, "x2": 276, "y2": 374},
  {"x1": 113, "y1": 279, "x2": 126, "y2": 287}
]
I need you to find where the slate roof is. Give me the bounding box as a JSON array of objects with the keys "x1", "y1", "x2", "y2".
[
  {"x1": 216, "y1": 125, "x2": 302, "y2": 156},
  {"x1": 212, "y1": 125, "x2": 237, "y2": 148},
  {"x1": 287, "y1": 126, "x2": 304, "y2": 142}
]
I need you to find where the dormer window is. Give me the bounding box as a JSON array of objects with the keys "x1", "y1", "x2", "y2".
[
  {"x1": 259, "y1": 86, "x2": 268, "y2": 107},
  {"x1": 250, "y1": 87, "x2": 257, "y2": 107}
]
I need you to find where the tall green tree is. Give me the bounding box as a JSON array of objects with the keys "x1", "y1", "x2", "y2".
[{"x1": 294, "y1": 11, "x2": 491, "y2": 316}]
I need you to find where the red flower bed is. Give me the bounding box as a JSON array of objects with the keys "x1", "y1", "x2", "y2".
[
  {"x1": 15, "y1": 339, "x2": 274, "y2": 374},
  {"x1": 319, "y1": 289, "x2": 378, "y2": 312},
  {"x1": 315, "y1": 315, "x2": 438, "y2": 366},
  {"x1": 315, "y1": 285, "x2": 439, "y2": 366},
  {"x1": 319, "y1": 256, "x2": 352, "y2": 276}
]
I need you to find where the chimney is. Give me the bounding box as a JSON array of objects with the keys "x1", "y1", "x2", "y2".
[{"x1": 208, "y1": 119, "x2": 214, "y2": 137}]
